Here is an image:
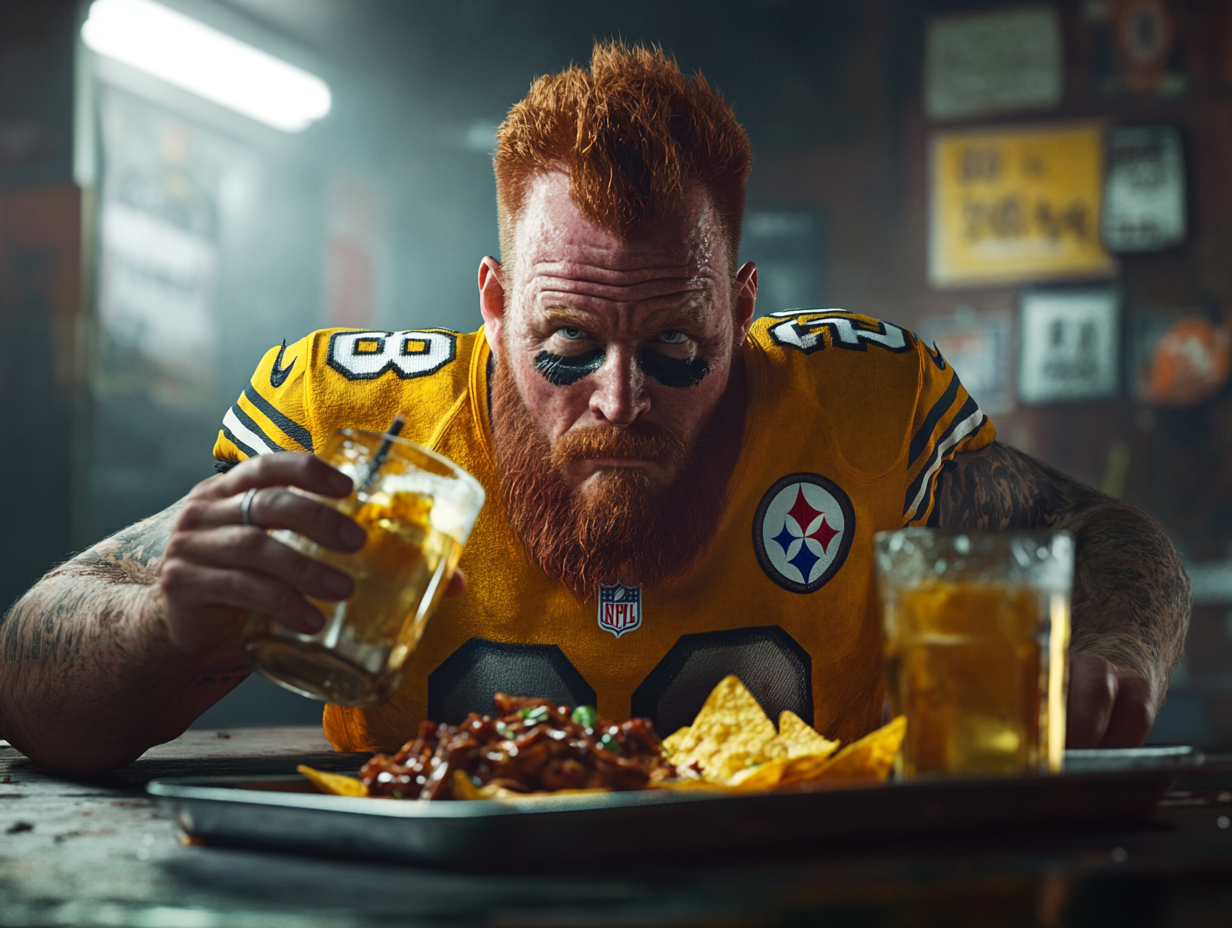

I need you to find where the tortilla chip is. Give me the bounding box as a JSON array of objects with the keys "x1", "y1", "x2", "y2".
[
  {"x1": 725, "y1": 717, "x2": 840, "y2": 791},
  {"x1": 297, "y1": 765, "x2": 368, "y2": 798},
  {"x1": 794, "y1": 716, "x2": 906, "y2": 785},
  {"x1": 453, "y1": 770, "x2": 610, "y2": 801},
  {"x1": 670, "y1": 675, "x2": 778, "y2": 781},
  {"x1": 760, "y1": 710, "x2": 840, "y2": 762},
  {"x1": 660, "y1": 726, "x2": 691, "y2": 757},
  {"x1": 725, "y1": 757, "x2": 794, "y2": 790}
]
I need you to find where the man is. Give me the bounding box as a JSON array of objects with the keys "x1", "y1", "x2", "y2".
[{"x1": 0, "y1": 43, "x2": 1189, "y2": 771}]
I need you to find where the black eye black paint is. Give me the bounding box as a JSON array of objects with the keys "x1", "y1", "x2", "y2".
[
  {"x1": 534, "y1": 350, "x2": 605, "y2": 386},
  {"x1": 638, "y1": 350, "x2": 710, "y2": 388}
]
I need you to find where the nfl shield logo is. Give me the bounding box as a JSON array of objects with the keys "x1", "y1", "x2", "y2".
[{"x1": 597, "y1": 583, "x2": 642, "y2": 638}]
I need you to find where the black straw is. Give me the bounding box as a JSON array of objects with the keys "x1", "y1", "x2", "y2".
[{"x1": 360, "y1": 413, "x2": 406, "y2": 494}]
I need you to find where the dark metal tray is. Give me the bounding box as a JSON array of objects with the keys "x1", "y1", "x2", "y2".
[{"x1": 148, "y1": 746, "x2": 1202, "y2": 870}]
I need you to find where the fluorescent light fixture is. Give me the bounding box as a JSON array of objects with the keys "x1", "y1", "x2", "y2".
[{"x1": 82, "y1": 0, "x2": 331, "y2": 132}]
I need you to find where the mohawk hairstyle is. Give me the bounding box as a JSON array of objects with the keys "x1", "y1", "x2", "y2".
[{"x1": 494, "y1": 40, "x2": 753, "y2": 271}]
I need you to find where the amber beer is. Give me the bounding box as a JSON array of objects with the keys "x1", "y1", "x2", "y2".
[
  {"x1": 875, "y1": 530, "x2": 1073, "y2": 777},
  {"x1": 242, "y1": 429, "x2": 485, "y2": 707}
]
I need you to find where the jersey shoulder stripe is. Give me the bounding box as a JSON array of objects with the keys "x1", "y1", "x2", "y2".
[
  {"x1": 214, "y1": 335, "x2": 316, "y2": 464},
  {"x1": 224, "y1": 402, "x2": 285, "y2": 456},
  {"x1": 748, "y1": 309, "x2": 945, "y2": 478},
  {"x1": 214, "y1": 327, "x2": 478, "y2": 467},
  {"x1": 907, "y1": 370, "x2": 961, "y2": 467},
  {"x1": 241, "y1": 383, "x2": 313, "y2": 451},
  {"x1": 903, "y1": 390, "x2": 989, "y2": 525}
]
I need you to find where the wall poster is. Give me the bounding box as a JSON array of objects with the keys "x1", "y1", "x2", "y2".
[
  {"x1": 924, "y1": 6, "x2": 1063, "y2": 121},
  {"x1": 1102, "y1": 125, "x2": 1186, "y2": 252},
  {"x1": 919, "y1": 307, "x2": 1015, "y2": 415},
  {"x1": 1019, "y1": 288, "x2": 1120, "y2": 404},
  {"x1": 930, "y1": 124, "x2": 1116, "y2": 287}
]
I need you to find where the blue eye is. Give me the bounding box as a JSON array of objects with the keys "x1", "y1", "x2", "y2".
[
  {"x1": 659, "y1": 331, "x2": 687, "y2": 344},
  {"x1": 559, "y1": 327, "x2": 587, "y2": 340}
]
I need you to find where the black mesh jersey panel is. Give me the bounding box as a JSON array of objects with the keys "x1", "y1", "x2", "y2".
[
  {"x1": 427, "y1": 638, "x2": 597, "y2": 725},
  {"x1": 631, "y1": 626, "x2": 813, "y2": 735}
]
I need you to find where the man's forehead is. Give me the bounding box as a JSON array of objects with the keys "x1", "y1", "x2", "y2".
[{"x1": 513, "y1": 172, "x2": 725, "y2": 278}]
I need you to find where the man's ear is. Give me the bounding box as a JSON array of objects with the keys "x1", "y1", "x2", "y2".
[
  {"x1": 478, "y1": 256, "x2": 506, "y2": 356},
  {"x1": 734, "y1": 261, "x2": 758, "y2": 342}
]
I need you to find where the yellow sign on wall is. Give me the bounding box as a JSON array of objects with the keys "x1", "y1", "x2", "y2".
[{"x1": 930, "y1": 124, "x2": 1115, "y2": 286}]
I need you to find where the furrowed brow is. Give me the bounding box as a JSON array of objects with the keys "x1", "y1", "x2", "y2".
[
  {"x1": 536, "y1": 307, "x2": 604, "y2": 331},
  {"x1": 643, "y1": 303, "x2": 710, "y2": 332}
]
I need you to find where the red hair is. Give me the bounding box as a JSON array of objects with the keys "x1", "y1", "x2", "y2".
[{"x1": 494, "y1": 40, "x2": 753, "y2": 271}]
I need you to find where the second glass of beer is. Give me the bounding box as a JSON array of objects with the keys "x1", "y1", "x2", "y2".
[{"x1": 874, "y1": 529, "x2": 1073, "y2": 777}]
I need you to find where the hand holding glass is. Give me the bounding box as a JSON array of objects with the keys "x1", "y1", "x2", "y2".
[{"x1": 242, "y1": 428, "x2": 485, "y2": 707}]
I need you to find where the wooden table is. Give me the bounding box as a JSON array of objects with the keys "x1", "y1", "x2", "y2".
[{"x1": 3, "y1": 728, "x2": 1232, "y2": 927}]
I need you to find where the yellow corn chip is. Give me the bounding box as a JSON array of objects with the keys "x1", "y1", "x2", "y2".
[
  {"x1": 725, "y1": 757, "x2": 794, "y2": 790},
  {"x1": 792, "y1": 715, "x2": 906, "y2": 785},
  {"x1": 451, "y1": 770, "x2": 485, "y2": 800},
  {"x1": 760, "y1": 710, "x2": 840, "y2": 762},
  {"x1": 453, "y1": 770, "x2": 610, "y2": 801},
  {"x1": 670, "y1": 675, "x2": 778, "y2": 781},
  {"x1": 725, "y1": 719, "x2": 840, "y2": 791},
  {"x1": 297, "y1": 765, "x2": 368, "y2": 797},
  {"x1": 660, "y1": 726, "x2": 691, "y2": 756}
]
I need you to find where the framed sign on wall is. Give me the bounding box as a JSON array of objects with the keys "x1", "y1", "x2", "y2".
[
  {"x1": 930, "y1": 124, "x2": 1116, "y2": 287},
  {"x1": 919, "y1": 306, "x2": 1015, "y2": 415},
  {"x1": 924, "y1": 5, "x2": 1063, "y2": 121},
  {"x1": 1019, "y1": 288, "x2": 1120, "y2": 404},
  {"x1": 1102, "y1": 125, "x2": 1186, "y2": 252}
]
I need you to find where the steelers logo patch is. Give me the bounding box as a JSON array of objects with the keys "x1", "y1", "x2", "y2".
[{"x1": 752, "y1": 473, "x2": 854, "y2": 594}]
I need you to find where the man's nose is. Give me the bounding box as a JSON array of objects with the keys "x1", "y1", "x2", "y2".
[{"x1": 589, "y1": 347, "x2": 649, "y2": 426}]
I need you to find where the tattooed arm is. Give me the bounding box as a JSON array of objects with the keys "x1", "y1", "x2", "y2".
[
  {"x1": 0, "y1": 504, "x2": 245, "y2": 771},
  {"x1": 934, "y1": 441, "x2": 1191, "y2": 748},
  {"x1": 0, "y1": 455, "x2": 364, "y2": 772}
]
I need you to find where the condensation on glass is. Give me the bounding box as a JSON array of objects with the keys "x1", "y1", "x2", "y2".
[{"x1": 875, "y1": 529, "x2": 1073, "y2": 778}]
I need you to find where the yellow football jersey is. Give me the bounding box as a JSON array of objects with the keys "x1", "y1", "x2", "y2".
[{"x1": 214, "y1": 311, "x2": 995, "y2": 750}]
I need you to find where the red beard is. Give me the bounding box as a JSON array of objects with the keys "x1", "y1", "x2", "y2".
[{"x1": 490, "y1": 352, "x2": 744, "y2": 599}]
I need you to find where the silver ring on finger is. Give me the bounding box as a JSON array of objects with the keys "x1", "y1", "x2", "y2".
[{"x1": 239, "y1": 487, "x2": 261, "y2": 526}]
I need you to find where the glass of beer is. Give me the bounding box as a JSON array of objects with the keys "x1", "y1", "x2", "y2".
[
  {"x1": 242, "y1": 428, "x2": 485, "y2": 707},
  {"x1": 874, "y1": 529, "x2": 1073, "y2": 778}
]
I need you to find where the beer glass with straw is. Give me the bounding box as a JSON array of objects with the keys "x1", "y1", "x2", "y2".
[{"x1": 242, "y1": 414, "x2": 486, "y2": 707}]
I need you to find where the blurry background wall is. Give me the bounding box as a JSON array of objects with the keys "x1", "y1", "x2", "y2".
[{"x1": 4, "y1": 0, "x2": 1232, "y2": 745}]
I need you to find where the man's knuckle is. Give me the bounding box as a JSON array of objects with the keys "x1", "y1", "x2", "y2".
[
  {"x1": 188, "y1": 478, "x2": 214, "y2": 499},
  {"x1": 1096, "y1": 684, "x2": 1117, "y2": 712},
  {"x1": 180, "y1": 500, "x2": 213, "y2": 526},
  {"x1": 238, "y1": 527, "x2": 269, "y2": 556},
  {"x1": 164, "y1": 534, "x2": 192, "y2": 560},
  {"x1": 160, "y1": 560, "x2": 190, "y2": 591},
  {"x1": 250, "y1": 454, "x2": 280, "y2": 480},
  {"x1": 1128, "y1": 699, "x2": 1155, "y2": 731}
]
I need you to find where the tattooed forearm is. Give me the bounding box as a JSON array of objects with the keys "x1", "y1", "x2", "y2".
[
  {"x1": 0, "y1": 501, "x2": 183, "y2": 668},
  {"x1": 935, "y1": 441, "x2": 1191, "y2": 702},
  {"x1": 0, "y1": 496, "x2": 248, "y2": 769}
]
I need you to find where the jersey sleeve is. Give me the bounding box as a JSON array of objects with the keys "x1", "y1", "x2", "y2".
[
  {"x1": 901, "y1": 340, "x2": 996, "y2": 527},
  {"x1": 212, "y1": 336, "x2": 316, "y2": 466}
]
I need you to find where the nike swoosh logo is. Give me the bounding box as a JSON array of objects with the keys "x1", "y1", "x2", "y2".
[{"x1": 270, "y1": 340, "x2": 296, "y2": 388}]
